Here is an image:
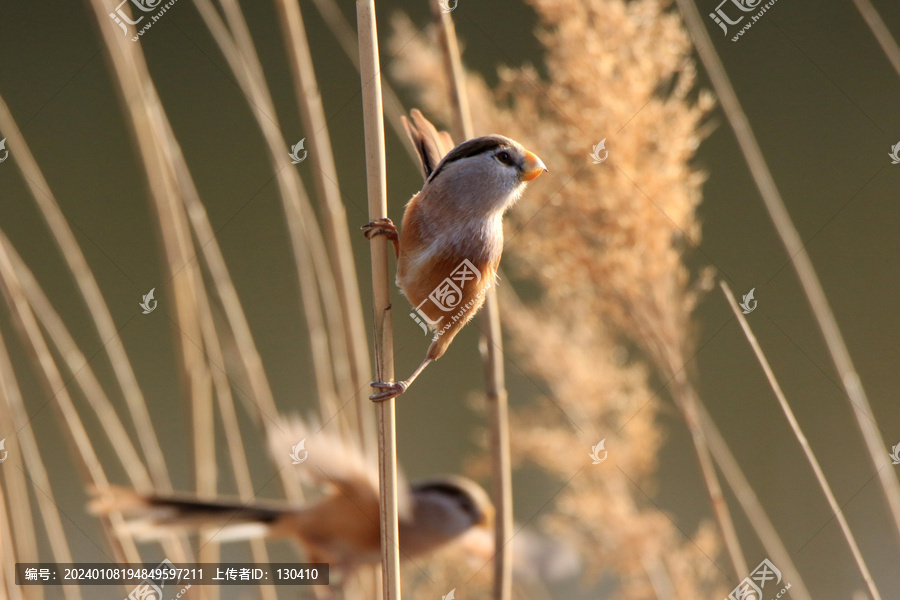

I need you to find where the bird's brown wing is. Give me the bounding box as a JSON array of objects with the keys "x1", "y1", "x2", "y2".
[
  {"x1": 267, "y1": 415, "x2": 412, "y2": 520},
  {"x1": 402, "y1": 109, "x2": 455, "y2": 180}
]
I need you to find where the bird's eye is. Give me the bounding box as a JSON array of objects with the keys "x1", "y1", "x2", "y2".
[{"x1": 495, "y1": 150, "x2": 514, "y2": 166}]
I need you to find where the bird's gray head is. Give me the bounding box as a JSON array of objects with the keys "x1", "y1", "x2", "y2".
[{"x1": 423, "y1": 135, "x2": 547, "y2": 217}]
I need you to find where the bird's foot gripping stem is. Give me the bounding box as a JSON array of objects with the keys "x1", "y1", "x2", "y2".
[
  {"x1": 361, "y1": 217, "x2": 399, "y2": 258},
  {"x1": 369, "y1": 380, "x2": 408, "y2": 402}
]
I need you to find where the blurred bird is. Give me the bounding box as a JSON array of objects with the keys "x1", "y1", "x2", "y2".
[
  {"x1": 89, "y1": 416, "x2": 493, "y2": 573},
  {"x1": 362, "y1": 109, "x2": 547, "y2": 401}
]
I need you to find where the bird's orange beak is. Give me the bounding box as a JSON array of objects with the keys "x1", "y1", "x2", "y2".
[{"x1": 521, "y1": 150, "x2": 548, "y2": 181}]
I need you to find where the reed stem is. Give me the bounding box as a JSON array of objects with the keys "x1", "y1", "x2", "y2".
[
  {"x1": 429, "y1": 3, "x2": 513, "y2": 597},
  {"x1": 357, "y1": 1, "x2": 402, "y2": 598},
  {"x1": 720, "y1": 281, "x2": 881, "y2": 600},
  {"x1": 677, "y1": 0, "x2": 900, "y2": 541}
]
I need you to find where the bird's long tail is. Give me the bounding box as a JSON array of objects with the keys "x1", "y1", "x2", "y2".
[{"x1": 89, "y1": 486, "x2": 293, "y2": 543}]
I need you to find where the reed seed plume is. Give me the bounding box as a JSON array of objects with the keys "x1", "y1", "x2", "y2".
[{"x1": 389, "y1": 0, "x2": 729, "y2": 596}]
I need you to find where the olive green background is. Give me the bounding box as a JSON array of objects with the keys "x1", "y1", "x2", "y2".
[{"x1": 1, "y1": 0, "x2": 899, "y2": 598}]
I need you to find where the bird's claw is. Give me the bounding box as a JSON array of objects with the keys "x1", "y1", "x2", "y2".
[
  {"x1": 361, "y1": 218, "x2": 397, "y2": 241},
  {"x1": 369, "y1": 380, "x2": 408, "y2": 402}
]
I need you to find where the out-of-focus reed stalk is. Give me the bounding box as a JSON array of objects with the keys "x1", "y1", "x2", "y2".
[
  {"x1": 0, "y1": 345, "x2": 40, "y2": 600},
  {"x1": 428, "y1": 2, "x2": 513, "y2": 599},
  {"x1": 851, "y1": 0, "x2": 900, "y2": 77},
  {"x1": 0, "y1": 487, "x2": 24, "y2": 600},
  {"x1": 0, "y1": 239, "x2": 138, "y2": 566},
  {"x1": 0, "y1": 323, "x2": 78, "y2": 600},
  {"x1": 358, "y1": 1, "x2": 403, "y2": 598},
  {"x1": 694, "y1": 402, "x2": 813, "y2": 600},
  {"x1": 1, "y1": 236, "x2": 152, "y2": 491},
  {"x1": 274, "y1": 0, "x2": 376, "y2": 453},
  {"x1": 0, "y1": 94, "x2": 171, "y2": 492},
  {"x1": 667, "y1": 371, "x2": 748, "y2": 579},
  {"x1": 194, "y1": 0, "x2": 363, "y2": 446},
  {"x1": 310, "y1": 0, "x2": 421, "y2": 164},
  {"x1": 677, "y1": 0, "x2": 900, "y2": 541},
  {"x1": 84, "y1": 3, "x2": 288, "y2": 594},
  {"x1": 720, "y1": 281, "x2": 882, "y2": 600}
]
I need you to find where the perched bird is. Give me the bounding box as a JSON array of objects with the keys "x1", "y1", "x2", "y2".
[
  {"x1": 89, "y1": 416, "x2": 493, "y2": 573},
  {"x1": 362, "y1": 110, "x2": 547, "y2": 401}
]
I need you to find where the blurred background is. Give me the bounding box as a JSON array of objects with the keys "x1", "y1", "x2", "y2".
[{"x1": 0, "y1": 0, "x2": 899, "y2": 598}]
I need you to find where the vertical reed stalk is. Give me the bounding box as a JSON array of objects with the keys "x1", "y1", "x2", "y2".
[
  {"x1": 720, "y1": 281, "x2": 881, "y2": 600},
  {"x1": 677, "y1": 0, "x2": 900, "y2": 540},
  {"x1": 430, "y1": 3, "x2": 513, "y2": 597},
  {"x1": 357, "y1": 1, "x2": 402, "y2": 598}
]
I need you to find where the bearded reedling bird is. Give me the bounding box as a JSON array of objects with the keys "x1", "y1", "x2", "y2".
[
  {"x1": 362, "y1": 110, "x2": 548, "y2": 401},
  {"x1": 89, "y1": 416, "x2": 493, "y2": 573}
]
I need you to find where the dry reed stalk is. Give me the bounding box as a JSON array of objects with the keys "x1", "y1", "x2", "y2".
[
  {"x1": 82, "y1": 4, "x2": 251, "y2": 588},
  {"x1": 309, "y1": 0, "x2": 421, "y2": 164},
  {"x1": 0, "y1": 240, "x2": 139, "y2": 566},
  {"x1": 720, "y1": 281, "x2": 882, "y2": 600},
  {"x1": 694, "y1": 402, "x2": 814, "y2": 600},
  {"x1": 82, "y1": 4, "x2": 291, "y2": 594},
  {"x1": 144, "y1": 159, "x2": 220, "y2": 574},
  {"x1": 668, "y1": 372, "x2": 748, "y2": 579},
  {"x1": 160, "y1": 116, "x2": 283, "y2": 432},
  {"x1": 1, "y1": 234, "x2": 152, "y2": 492},
  {"x1": 188, "y1": 253, "x2": 277, "y2": 600},
  {"x1": 851, "y1": 0, "x2": 900, "y2": 77},
  {"x1": 358, "y1": 1, "x2": 403, "y2": 598},
  {"x1": 274, "y1": 0, "x2": 375, "y2": 452},
  {"x1": 0, "y1": 375, "x2": 40, "y2": 600},
  {"x1": 94, "y1": 5, "x2": 220, "y2": 567},
  {"x1": 0, "y1": 327, "x2": 80, "y2": 600},
  {"x1": 192, "y1": 0, "x2": 349, "y2": 435},
  {"x1": 0, "y1": 93, "x2": 172, "y2": 492},
  {"x1": 429, "y1": 2, "x2": 513, "y2": 598},
  {"x1": 676, "y1": 0, "x2": 900, "y2": 540},
  {"x1": 0, "y1": 488, "x2": 25, "y2": 600}
]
